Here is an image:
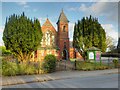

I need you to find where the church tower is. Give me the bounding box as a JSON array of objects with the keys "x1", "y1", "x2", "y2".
[{"x1": 57, "y1": 9, "x2": 69, "y2": 60}]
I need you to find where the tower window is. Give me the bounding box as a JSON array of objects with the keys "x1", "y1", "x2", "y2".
[
  {"x1": 63, "y1": 26, "x2": 66, "y2": 32},
  {"x1": 64, "y1": 42, "x2": 66, "y2": 45},
  {"x1": 64, "y1": 42, "x2": 66, "y2": 48}
]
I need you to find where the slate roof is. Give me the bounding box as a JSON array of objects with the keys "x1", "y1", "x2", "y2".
[
  {"x1": 57, "y1": 9, "x2": 69, "y2": 24},
  {"x1": 87, "y1": 47, "x2": 101, "y2": 51}
]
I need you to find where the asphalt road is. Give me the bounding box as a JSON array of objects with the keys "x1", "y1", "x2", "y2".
[{"x1": 3, "y1": 73, "x2": 118, "y2": 88}]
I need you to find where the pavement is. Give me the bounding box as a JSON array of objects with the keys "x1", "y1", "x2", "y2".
[{"x1": 1, "y1": 69, "x2": 118, "y2": 86}]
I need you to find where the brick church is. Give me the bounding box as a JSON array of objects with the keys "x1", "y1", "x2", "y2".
[{"x1": 34, "y1": 10, "x2": 82, "y2": 61}]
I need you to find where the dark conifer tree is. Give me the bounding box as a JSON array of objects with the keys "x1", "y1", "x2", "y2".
[
  {"x1": 3, "y1": 12, "x2": 43, "y2": 62},
  {"x1": 73, "y1": 15, "x2": 107, "y2": 59}
]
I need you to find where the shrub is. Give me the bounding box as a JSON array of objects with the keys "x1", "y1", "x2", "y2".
[
  {"x1": 2, "y1": 59, "x2": 18, "y2": 76},
  {"x1": 16, "y1": 62, "x2": 36, "y2": 75},
  {"x1": 2, "y1": 58, "x2": 36, "y2": 76},
  {"x1": 43, "y1": 54, "x2": 57, "y2": 73},
  {"x1": 24, "y1": 65, "x2": 36, "y2": 75},
  {"x1": 16, "y1": 63, "x2": 26, "y2": 75},
  {"x1": 0, "y1": 46, "x2": 12, "y2": 56},
  {"x1": 76, "y1": 61, "x2": 94, "y2": 71},
  {"x1": 76, "y1": 61, "x2": 109, "y2": 71},
  {"x1": 113, "y1": 59, "x2": 119, "y2": 68}
]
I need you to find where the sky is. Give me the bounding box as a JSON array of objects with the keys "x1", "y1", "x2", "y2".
[{"x1": 0, "y1": 1, "x2": 119, "y2": 47}]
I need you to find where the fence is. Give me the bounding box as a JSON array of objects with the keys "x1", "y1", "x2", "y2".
[
  {"x1": 101, "y1": 57, "x2": 118, "y2": 68},
  {"x1": 56, "y1": 57, "x2": 119, "y2": 71},
  {"x1": 56, "y1": 60, "x2": 75, "y2": 71}
]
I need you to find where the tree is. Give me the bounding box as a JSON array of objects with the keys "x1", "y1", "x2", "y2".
[
  {"x1": 73, "y1": 15, "x2": 107, "y2": 59},
  {"x1": 106, "y1": 36, "x2": 115, "y2": 51},
  {"x1": 3, "y1": 12, "x2": 43, "y2": 62},
  {"x1": 117, "y1": 37, "x2": 120, "y2": 53},
  {"x1": 0, "y1": 46, "x2": 11, "y2": 56}
]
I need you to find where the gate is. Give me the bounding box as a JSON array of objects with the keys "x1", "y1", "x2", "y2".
[{"x1": 56, "y1": 60, "x2": 75, "y2": 71}]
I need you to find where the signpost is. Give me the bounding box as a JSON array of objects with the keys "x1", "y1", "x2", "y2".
[
  {"x1": 89, "y1": 52, "x2": 94, "y2": 59},
  {"x1": 87, "y1": 47, "x2": 101, "y2": 66}
]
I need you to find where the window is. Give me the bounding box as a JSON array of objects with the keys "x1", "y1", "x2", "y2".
[
  {"x1": 63, "y1": 26, "x2": 66, "y2": 32},
  {"x1": 42, "y1": 51, "x2": 44, "y2": 56},
  {"x1": 52, "y1": 35, "x2": 55, "y2": 45},
  {"x1": 45, "y1": 31, "x2": 50, "y2": 45},
  {"x1": 64, "y1": 42, "x2": 66, "y2": 45},
  {"x1": 64, "y1": 42, "x2": 66, "y2": 48}
]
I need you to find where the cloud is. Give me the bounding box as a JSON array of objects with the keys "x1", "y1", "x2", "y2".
[
  {"x1": 38, "y1": 17, "x2": 46, "y2": 25},
  {"x1": 91, "y1": 0, "x2": 119, "y2": 2},
  {"x1": 33, "y1": 9, "x2": 38, "y2": 12},
  {"x1": 79, "y1": 4, "x2": 88, "y2": 12},
  {"x1": 67, "y1": 22, "x2": 118, "y2": 45},
  {"x1": 0, "y1": 26, "x2": 4, "y2": 46},
  {"x1": 17, "y1": 1, "x2": 29, "y2": 8},
  {"x1": 69, "y1": 2, "x2": 118, "y2": 22},
  {"x1": 101, "y1": 24, "x2": 118, "y2": 44},
  {"x1": 0, "y1": 26, "x2": 4, "y2": 33},
  {"x1": 68, "y1": 2, "x2": 118, "y2": 45},
  {"x1": 18, "y1": 2, "x2": 27, "y2": 5},
  {"x1": 69, "y1": 22, "x2": 75, "y2": 41}
]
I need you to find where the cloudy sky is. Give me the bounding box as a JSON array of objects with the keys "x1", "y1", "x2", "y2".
[{"x1": 0, "y1": 1, "x2": 119, "y2": 46}]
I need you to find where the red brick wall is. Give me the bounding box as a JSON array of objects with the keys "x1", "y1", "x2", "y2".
[
  {"x1": 70, "y1": 48, "x2": 74, "y2": 58},
  {"x1": 69, "y1": 48, "x2": 83, "y2": 60},
  {"x1": 35, "y1": 49, "x2": 58, "y2": 61},
  {"x1": 57, "y1": 22, "x2": 69, "y2": 59},
  {"x1": 41, "y1": 19, "x2": 57, "y2": 48}
]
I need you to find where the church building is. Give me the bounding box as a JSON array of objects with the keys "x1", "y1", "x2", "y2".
[{"x1": 35, "y1": 10, "x2": 82, "y2": 61}]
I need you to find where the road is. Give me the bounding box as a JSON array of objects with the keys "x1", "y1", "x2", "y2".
[{"x1": 3, "y1": 73, "x2": 118, "y2": 88}]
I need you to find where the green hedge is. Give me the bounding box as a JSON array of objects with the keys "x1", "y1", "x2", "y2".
[
  {"x1": 76, "y1": 61, "x2": 109, "y2": 71},
  {"x1": 2, "y1": 59, "x2": 36, "y2": 76},
  {"x1": 2, "y1": 54, "x2": 57, "y2": 76},
  {"x1": 42, "y1": 54, "x2": 56, "y2": 73},
  {"x1": 113, "y1": 59, "x2": 119, "y2": 68},
  {"x1": 17, "y1": 63, "x2": 36, "y2": 75},
  {"x1": 2, "y1": 60, "x2": 18, "y2": 76}
]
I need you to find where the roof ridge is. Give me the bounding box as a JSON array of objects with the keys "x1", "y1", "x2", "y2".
[{"x1": 42, "y1": 18, "x2": 53, "y2": 26}]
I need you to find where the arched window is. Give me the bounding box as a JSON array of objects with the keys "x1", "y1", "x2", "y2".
[
  {"x1": 41, "y1": 38, "x2": 43, "y2": 46},
  {"x1": 45, "y1": 31, "x2": 50, "y2": 45},
  {"x1": 63, "y1": 26, "x2": 66, "y2": 32}
]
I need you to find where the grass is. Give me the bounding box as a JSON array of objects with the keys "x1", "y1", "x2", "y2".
[
  {"x1": 76, "y1": 61, "x2": 110, "y2": 71},
  {"x1": 70, "y1": 58, "x2": 77, "y2": 62}
]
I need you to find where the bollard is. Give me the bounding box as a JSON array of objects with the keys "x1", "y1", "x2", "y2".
[{"x1": 74, "y1": 60, "x2": 77, "y2": 70}]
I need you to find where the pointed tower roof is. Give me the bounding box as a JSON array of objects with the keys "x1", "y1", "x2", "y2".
[{"x1": 57, "y1": 9, "x2": 69, "y2": 24}]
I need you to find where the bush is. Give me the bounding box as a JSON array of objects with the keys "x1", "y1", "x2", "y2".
[
  {"x1": 2, "y1": 58, "x2": 36, "y2": 76},
  {"x1": 77, "y1": 61, "x2": 94, "y2": 71},
  {"x1": 16, "y1": 63, "x2": 26, "y2": 75},
  {"x1": 95, "y1": 65, "x2": 109, "y2": 70},
  {"x1": 76, "y1": 61, "x2": 109, "y2": 71},
  {"x1": 16, "y1": 62, "x2": 36, "y2": 75},
  {"x1": 113, "y1": 59, "x2": 119, "y2": 68},
  {"x1": 43, "y1": 54, "x2": 57, "y2": 73},
  {"x1": 0, "y1": 46, "x2": 12, "y2": 56},
  {"x1": 2, "y1": 59, "x2": 18, "y2": 76},
  {"x1": 24, "y1": 65, "x2": 36, "y2": 75}
]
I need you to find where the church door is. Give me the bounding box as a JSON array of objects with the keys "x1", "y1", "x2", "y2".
[{"x1": 62, "y1": 49, "x2": 68, "y2": 60}]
